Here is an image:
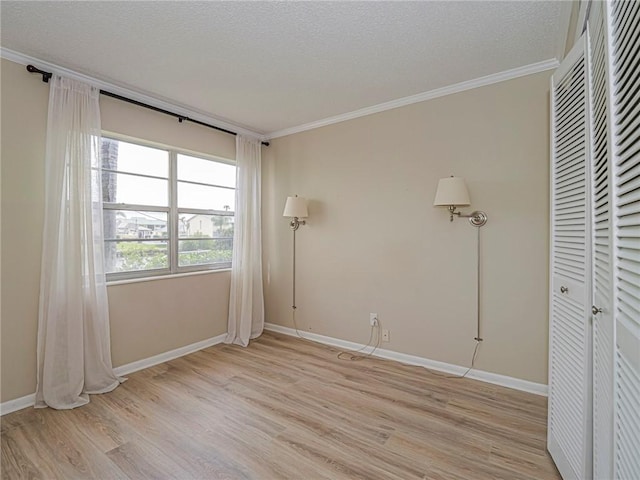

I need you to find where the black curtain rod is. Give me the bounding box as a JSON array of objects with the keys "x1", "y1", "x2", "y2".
[{"x1": 26, "y1": 64, "x2": 269, "y2": 147}]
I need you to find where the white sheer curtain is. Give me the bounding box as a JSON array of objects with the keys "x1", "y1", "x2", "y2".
[
  {"x1": 225, "y1": 135, "x2": 265, "y2": 346},
  {"x1": 35, "y1": 75, "x2": 121, "y2": 410}
]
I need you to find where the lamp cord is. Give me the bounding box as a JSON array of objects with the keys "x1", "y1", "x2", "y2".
[
  {"x1": 337, "y1": 323, "x2": 382, "y2": 361},
  {"x1": 290, "y1": 213, "x2": 484, "y2": 376},
  {"x1": 429, "y1": 223, "x2": 483, "y2": 379}
]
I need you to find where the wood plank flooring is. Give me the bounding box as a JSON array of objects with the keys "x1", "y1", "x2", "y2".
[{"x1": 1, "y1": 331, "x2": 560, "y2": 479}]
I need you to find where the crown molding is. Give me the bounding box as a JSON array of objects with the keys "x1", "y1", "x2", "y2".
[
  {"x1": 2, "y1": 47, "x2": 558, "y2": 144},
  {"x1": 0, "y1": 47, "x2": 268, "y2": 142},
  {"x1": 267, "y1": 58, "x2": 559, "y2": 140}
]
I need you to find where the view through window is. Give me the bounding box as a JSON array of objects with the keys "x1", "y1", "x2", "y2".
[{"x1": 101, "y1": 137, "x2": 236, "y2": 279}]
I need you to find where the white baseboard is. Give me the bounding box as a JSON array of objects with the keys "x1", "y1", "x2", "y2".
[
  {"x1": 0, "y1": 333, "x2": 227, "y2": 416},
  {"x1": 1, "y1": 325, "x2": 546, "y2": 416},
  {"x1": 113, "y1": 333, "x2": 227, "y2": 376},
  {"x1": 264, "y1": 323, "x2": 548, "y2": 396},
  {"x1": 0, "y1": 393, "x2": 37, "y2": 416}
]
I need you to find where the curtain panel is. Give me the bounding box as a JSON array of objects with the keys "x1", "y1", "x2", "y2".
[
  {"x1": 36, "y1": 75, "x2": 121, "y2": 409},
  {"x1": 225, "y1": 135, "x2": 265, "y2": 346}
]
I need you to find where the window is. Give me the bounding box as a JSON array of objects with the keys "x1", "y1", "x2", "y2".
[{"x1": 101, "y1": 137, "x2": 235, "y2": 280}]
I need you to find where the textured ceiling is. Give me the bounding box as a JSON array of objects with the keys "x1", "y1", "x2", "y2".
[{"x1": 1, "y1": 1, "x2": 568, "y2": 136}]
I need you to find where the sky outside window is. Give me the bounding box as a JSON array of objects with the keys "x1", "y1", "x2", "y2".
[{"x1": 103, "y1": 139, "x2": 235, "y2": 209}]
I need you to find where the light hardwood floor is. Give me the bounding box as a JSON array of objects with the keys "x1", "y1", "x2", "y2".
[{"x1": 1, "y1": 331, "x2": 560, "y2": 479}]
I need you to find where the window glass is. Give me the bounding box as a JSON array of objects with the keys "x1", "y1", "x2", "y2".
[
  {"x1": 101, "y1": 138, "x2": 168, "y2": 178},
  {"x1": 102, "y1": 172, "x2": 168, "y2": 206},
  {"x1": 100, "y1": 136, "x2": 235, "y2": 280},
  {"x1": 103, "y1": 210, "x2": 168, "y2": 240},
  {"x1": 177, "y1": 182, "x2": 235, "y2": 211},
  {"x1": 177, "y1": 154, "x2": 235, "y2": 187},
  {"x1": 178, "y1": 214, "x2": 234, "y2": 239},
  {"x1": 104, "y1": 241, "x2": 169, "y2": 274},
  {"x1": 178, "y1": 238, "x2": 233, "y2": 267}
]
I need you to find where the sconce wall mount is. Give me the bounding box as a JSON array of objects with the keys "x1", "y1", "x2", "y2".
[{"x1": 289, "y1": 217, "x2": 306, "y2": 231}]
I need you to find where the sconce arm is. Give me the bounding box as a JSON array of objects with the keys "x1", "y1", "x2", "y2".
[
  {"x1": 447, "y1": 206, "x2": 487, "y2": 227},
  {"x1": 462, "y1": 211, "x2": 488, "y2": 227}
]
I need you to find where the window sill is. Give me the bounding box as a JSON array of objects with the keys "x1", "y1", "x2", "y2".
[{"x1": 107, "y1": 268, "x2": 231, "y2": 287}]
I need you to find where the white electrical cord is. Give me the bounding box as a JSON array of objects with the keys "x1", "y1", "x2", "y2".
[
  {"x1": 337, "y1": 322, "x2": 382, "y2": 361},
  {"x1": 291, "y1": 306, "x2": 305, "y2": 339},
  {"x1": 428, "y1": 225, "x2": 484, "y2": 379},
  {"x1": 294, "y1": 216, "x2": 485, "y2": 375},
  {"x1": 442, "y1": 339, "x2": 481, "y2": 379}
]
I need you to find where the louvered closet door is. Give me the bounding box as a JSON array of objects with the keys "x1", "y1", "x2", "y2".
[
  {"x1": 587, "y1": 2, "x2": 615, "y2": 479},
  {"x1": 548, "y1": 35, "x2": 593, "y2": 480},
  {"x1": 608, "y1": 1, "x2": 640, "y2": 478}
]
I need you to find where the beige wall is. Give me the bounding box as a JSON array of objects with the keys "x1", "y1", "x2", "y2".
[
  {"x1": 1, "y1": 59, "x2": 48, "y2": 403},
  {"x1": 107, "y1": 274, "x2": 230, "y2": 366},
  {"x1": 263, "y1": 70, "x2": 552, "y2": 384},
  {"x1": 1, "y1": 55, "x2": 552, "y2": 403},
  {"x1": 1, "y1": 58, "x2": 232, "y2": 403}
]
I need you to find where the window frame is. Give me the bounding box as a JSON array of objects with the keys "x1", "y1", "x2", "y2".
[{"x1": 101, "y1": 133, "x2": 236, "y2": 282}]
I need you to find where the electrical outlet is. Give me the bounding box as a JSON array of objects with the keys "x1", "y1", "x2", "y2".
[
  {"x1": 369, "y1": 313, "x2": 378, "y2": 327},
  {"x1": 382, "y1": 329, "x2": 390, "y2": 342}
]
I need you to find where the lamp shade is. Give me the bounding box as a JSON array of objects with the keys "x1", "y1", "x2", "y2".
[
  {"x1": 283, "y1": 196, "x2": 308, "y2": 218},
  {"x1": 433, "y1": 177, "x2": 471, "y2": 206}
]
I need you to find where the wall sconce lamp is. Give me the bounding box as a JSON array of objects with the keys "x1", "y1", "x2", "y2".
[
  {"x1": 283, "y1": 195, "x2": 309, "y2": 312},
  {"x1": 433, "y1": 176, "x2": 487, "y2": 227},
  {"x1": 433, "y1": 176, "x2": 487, "y2": 351},
  {"x1": 283, "y1": 195, "x2": 309, "y2": 231}
]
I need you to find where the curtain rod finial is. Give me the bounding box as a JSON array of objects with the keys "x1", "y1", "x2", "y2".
[{"x1": 26, "y1": 64, "x2": 52, "y2": 83}]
